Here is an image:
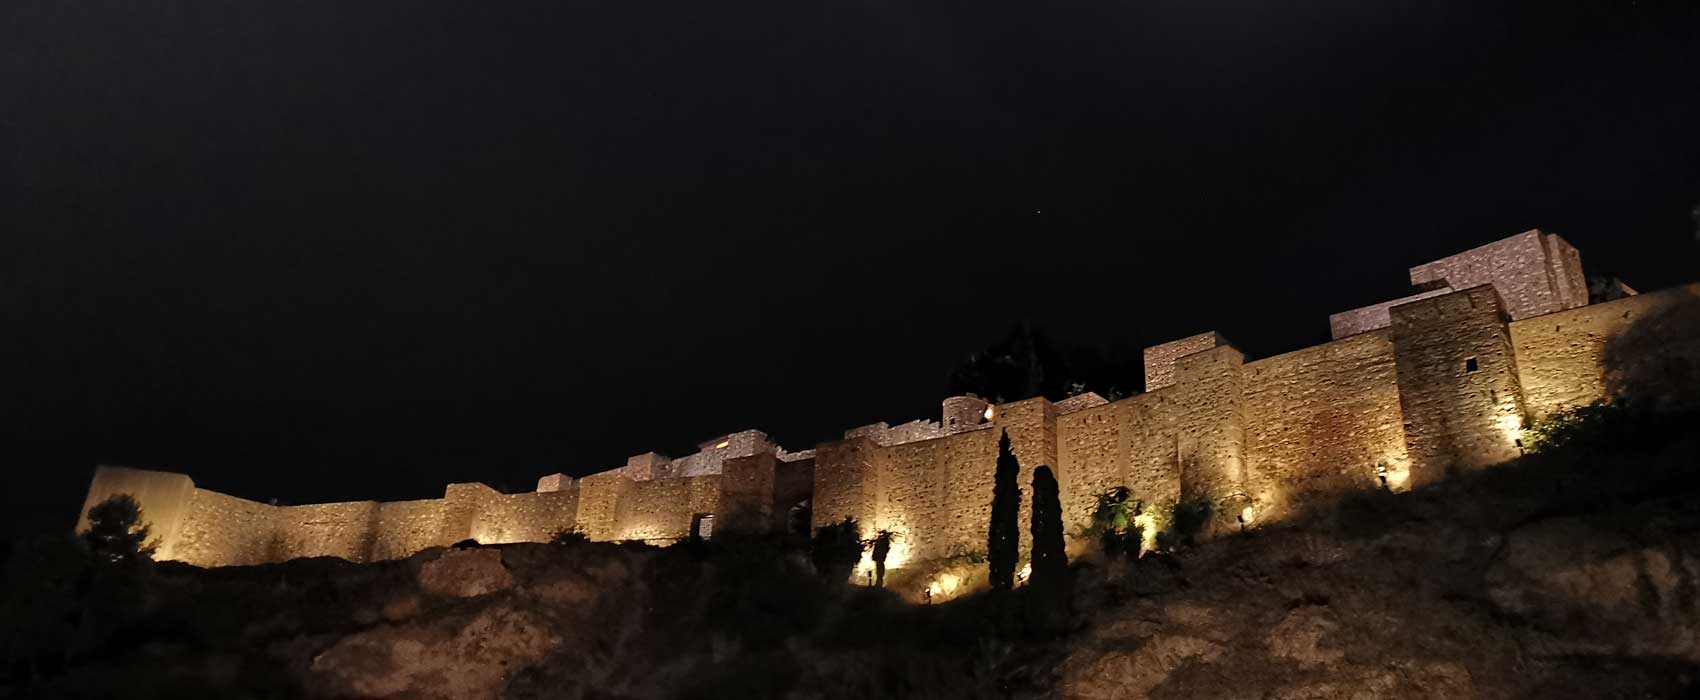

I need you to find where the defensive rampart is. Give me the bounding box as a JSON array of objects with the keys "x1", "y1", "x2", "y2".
[{"x1": 75, "y1": 231, "x2": 1700, "y2": 577}]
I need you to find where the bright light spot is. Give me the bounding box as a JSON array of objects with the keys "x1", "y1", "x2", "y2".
[
  {"x1": 1240, "y1": 506, "x2": 1256, "y2": 525},
  {"x1": 715, "y1": 440, "x2": 730, "y2": 449},
  {"x1": 1017, "y1": 563, "x2": 1031, "y2": 585},
  {"x1": 983, "y1": 405, "x2": 996, "y2": 421},
  {"x1": 884, "y1": 537, "x2": 910, "y2": 569},
  {"x1": 938, "y1": 573, "x2": 960, "y2": 595},
  {"x1": 1134, "y1": 513, "x2": 1159, "y2": 555},
  {"x1": 1496, "y1": 411, "x2": 1525, "y2": 446}
]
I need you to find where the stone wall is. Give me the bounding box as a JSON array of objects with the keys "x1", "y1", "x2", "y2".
[
  {"x1": 1242, "y1": 330, "x2": 1411, "y2": 515},
  {"x1": 720, "y1": 453, "x2": 778, "y2": 533},
  {"x1": 572, "y1": 473, "x2": 626, "y2": 541},
  {"x1": 1328, "y1": 288, "x2": 1455, "y2": 340},
  {"x1": 877, "y1": 428, "x2": 1001, "y2": 564},
  {"x1": 1055, "y1": 392, "x2": 1182, "y2": 529},
  {"x1": 471, "y1": 490, "x2": 580, "y2": 545},
  {"x1": 1391, "y1": 286, "x2": 1527, "y2": 486},
  {"x1": 1056, "y1": 400, "x2": 1124, "y2": 527},
  {"x1": 1172, "y1": 345, "x2": 1248, "y2": 512},
  {"x1": 173, "y1": 488, "x2": 280, "y2": 567},
  {"x1": 274, "y1": 501, "x2": 379, "y2": 561},
  {"x1": 70, "y1": 228, "x2": 1697, "y2": 571},
  {"x1": 1142, "y1": 332, "x2": 1223, "y2": 392},
  {"x1": 811, "y1": 438, "x2": 884, "y2": 533},
  {"x1": 1408, "y1": 230, "x2": 1587, "y2": 322},
  {"x1": 373, "y1": 499, "x2": 448, "y2": 561},
  {"x1": 1510, "y1": 284, "x2": 1700, "y2": 420},
  {"x1": 613, "y1": 475, "x2": 718, "y2": 542}
]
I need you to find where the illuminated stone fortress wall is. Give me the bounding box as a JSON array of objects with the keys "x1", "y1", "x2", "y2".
[{"x1": 78, "y1": 229, "x2": 1700, "y2": 571}]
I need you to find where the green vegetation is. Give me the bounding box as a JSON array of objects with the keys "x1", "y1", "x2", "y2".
[
  {"x1": 942, "y1": 544, "x2": 986, "y2": 565},
  {"x1": 1081, "y1": 486, "x2": 1144, "y2": 558}
]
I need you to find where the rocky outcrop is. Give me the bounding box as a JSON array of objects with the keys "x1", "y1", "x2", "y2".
[
  {"x1": 311, "y1": 604, "x2": 559, "y2": 700},
  {"x1": 417, "y1": 547, "x2": 515, "y2": 598},
  {"x1": 1486, "y1": 512, "x2": 1700, "y2": 661},
  {"x1": 1055, "y1": 477, "x2": 1700, "y2": 699}
]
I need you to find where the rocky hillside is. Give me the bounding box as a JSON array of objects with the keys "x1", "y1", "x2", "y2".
[{"x1": 5, "y1": 407, "x2": 1699, "y2": 699}]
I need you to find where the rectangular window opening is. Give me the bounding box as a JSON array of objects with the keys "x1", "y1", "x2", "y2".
[{"x1": 1465, "y1": 357, "x2": 1480, "y2": 373}]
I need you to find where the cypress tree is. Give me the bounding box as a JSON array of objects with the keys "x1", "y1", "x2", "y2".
[
  {"x1": 1029, "y1": 466, "x2": 1068, "y2": 635},
  {"x1": 1030, "y1": 466, "x2": 1066, "y2": 586},
  {"x1": 988, "y1": 430, "x2": 1021, "y2": 592}
]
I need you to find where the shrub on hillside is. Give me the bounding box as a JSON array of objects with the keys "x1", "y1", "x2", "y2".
[
  {"x1": 550, "y1": 528, "x2": 589, "y2": 546},
  {"x1": 1081, "y1": 486, "x2": 1143, "y2": 559},
  {"x1": 1169, "y1": 496, "x2": 1213, "y2": 547},
  {"x1": 810, "y1": 517, "x2": 864, "y2": 585}
]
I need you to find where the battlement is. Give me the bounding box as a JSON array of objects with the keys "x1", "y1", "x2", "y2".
[{"x1": 76, "y1": 230, "x2": 1700, "y2": 573}]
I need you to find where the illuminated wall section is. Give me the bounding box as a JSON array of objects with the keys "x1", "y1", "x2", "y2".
[
  {"x1": 1390, "y1": 285, "x2": 1527, "y2": 486},
  {"x1": 1510, "y1": 283, "x2": 1700, "y2": 420},
  {"x1": 1241, "y1": 330, "x2": 1412, "y2": 516}
]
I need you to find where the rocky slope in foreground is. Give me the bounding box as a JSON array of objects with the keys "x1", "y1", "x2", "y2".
[{"x1": 8, "y1": 415, "x2": 1700, "y2": 699}]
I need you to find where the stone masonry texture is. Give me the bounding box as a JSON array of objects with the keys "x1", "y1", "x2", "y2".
[{"x1": 73, "y1": 231, "x2": 1700, "y2": 572}]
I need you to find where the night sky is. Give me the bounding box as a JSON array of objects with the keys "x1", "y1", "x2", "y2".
[{"x1": 5, "y1": 1, "x2": 1699, "y2": 536}]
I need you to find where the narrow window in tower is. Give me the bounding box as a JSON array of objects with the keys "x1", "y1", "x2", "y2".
[{"x1": 1465, "y1": 357, "x2": 1480, "y2": 373}]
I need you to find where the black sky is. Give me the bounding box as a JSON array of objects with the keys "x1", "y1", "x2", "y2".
[{"x1": 4, "y1": 0, "x2": 1699, "y2": 536}]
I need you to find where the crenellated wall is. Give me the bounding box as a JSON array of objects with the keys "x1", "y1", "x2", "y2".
[{"x1": 72, "y1": 232, "x2": 1700, "y2": 574}]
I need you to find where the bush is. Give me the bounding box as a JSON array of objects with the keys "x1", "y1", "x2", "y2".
[
  {"x1": 1170, "y1": 497, "x2": 1213, "y2": 547},
  {"x1": 549, "y1": 528, "x2": 589, "y2": 546},
  {"x1": 1524, "y1": 400, "x2": 1647, "y2": 454},
  {"x1": 943, "y1": 544, "x2": 986, "y2": 565},
  {"x1": 810, "y1": 517, "x2": 864, "y2": 584},
  {"x1": 1082, "y1": 487, "x2": 1143, "y2": 559}
]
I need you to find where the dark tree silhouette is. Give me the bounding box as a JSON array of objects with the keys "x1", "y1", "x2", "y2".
[
  {"x1": 82, "y1": 494, "x2": 156, "y2": 566},
  {"x1": 869, "y1": 530, "x2": 894, "y2": 588},
  {"x1": 810, "y1": 517, "x2": 863, "y2": 585},
  {"x1": 1028, "y1": 465, "x2": 1069, "y2": 635},
  {"x1": 1030, "y1": 466, "x2": 1066, "y2": 583},
  {"x1": 988, "y1": 431, "x2": 1021, "y2": 593},
  {"x1": 947, "y1": 321, "x2": 1141, "y2": 402}
]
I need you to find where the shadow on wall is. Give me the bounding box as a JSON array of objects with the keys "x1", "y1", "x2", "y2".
[{"x1": 1603, "y1": 291, "x2": 1700, "y2": 410}]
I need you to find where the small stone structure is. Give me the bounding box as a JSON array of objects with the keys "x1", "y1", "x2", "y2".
[{"x1": 76, "y1": 230, "x2": 1700, "y2": 571}]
